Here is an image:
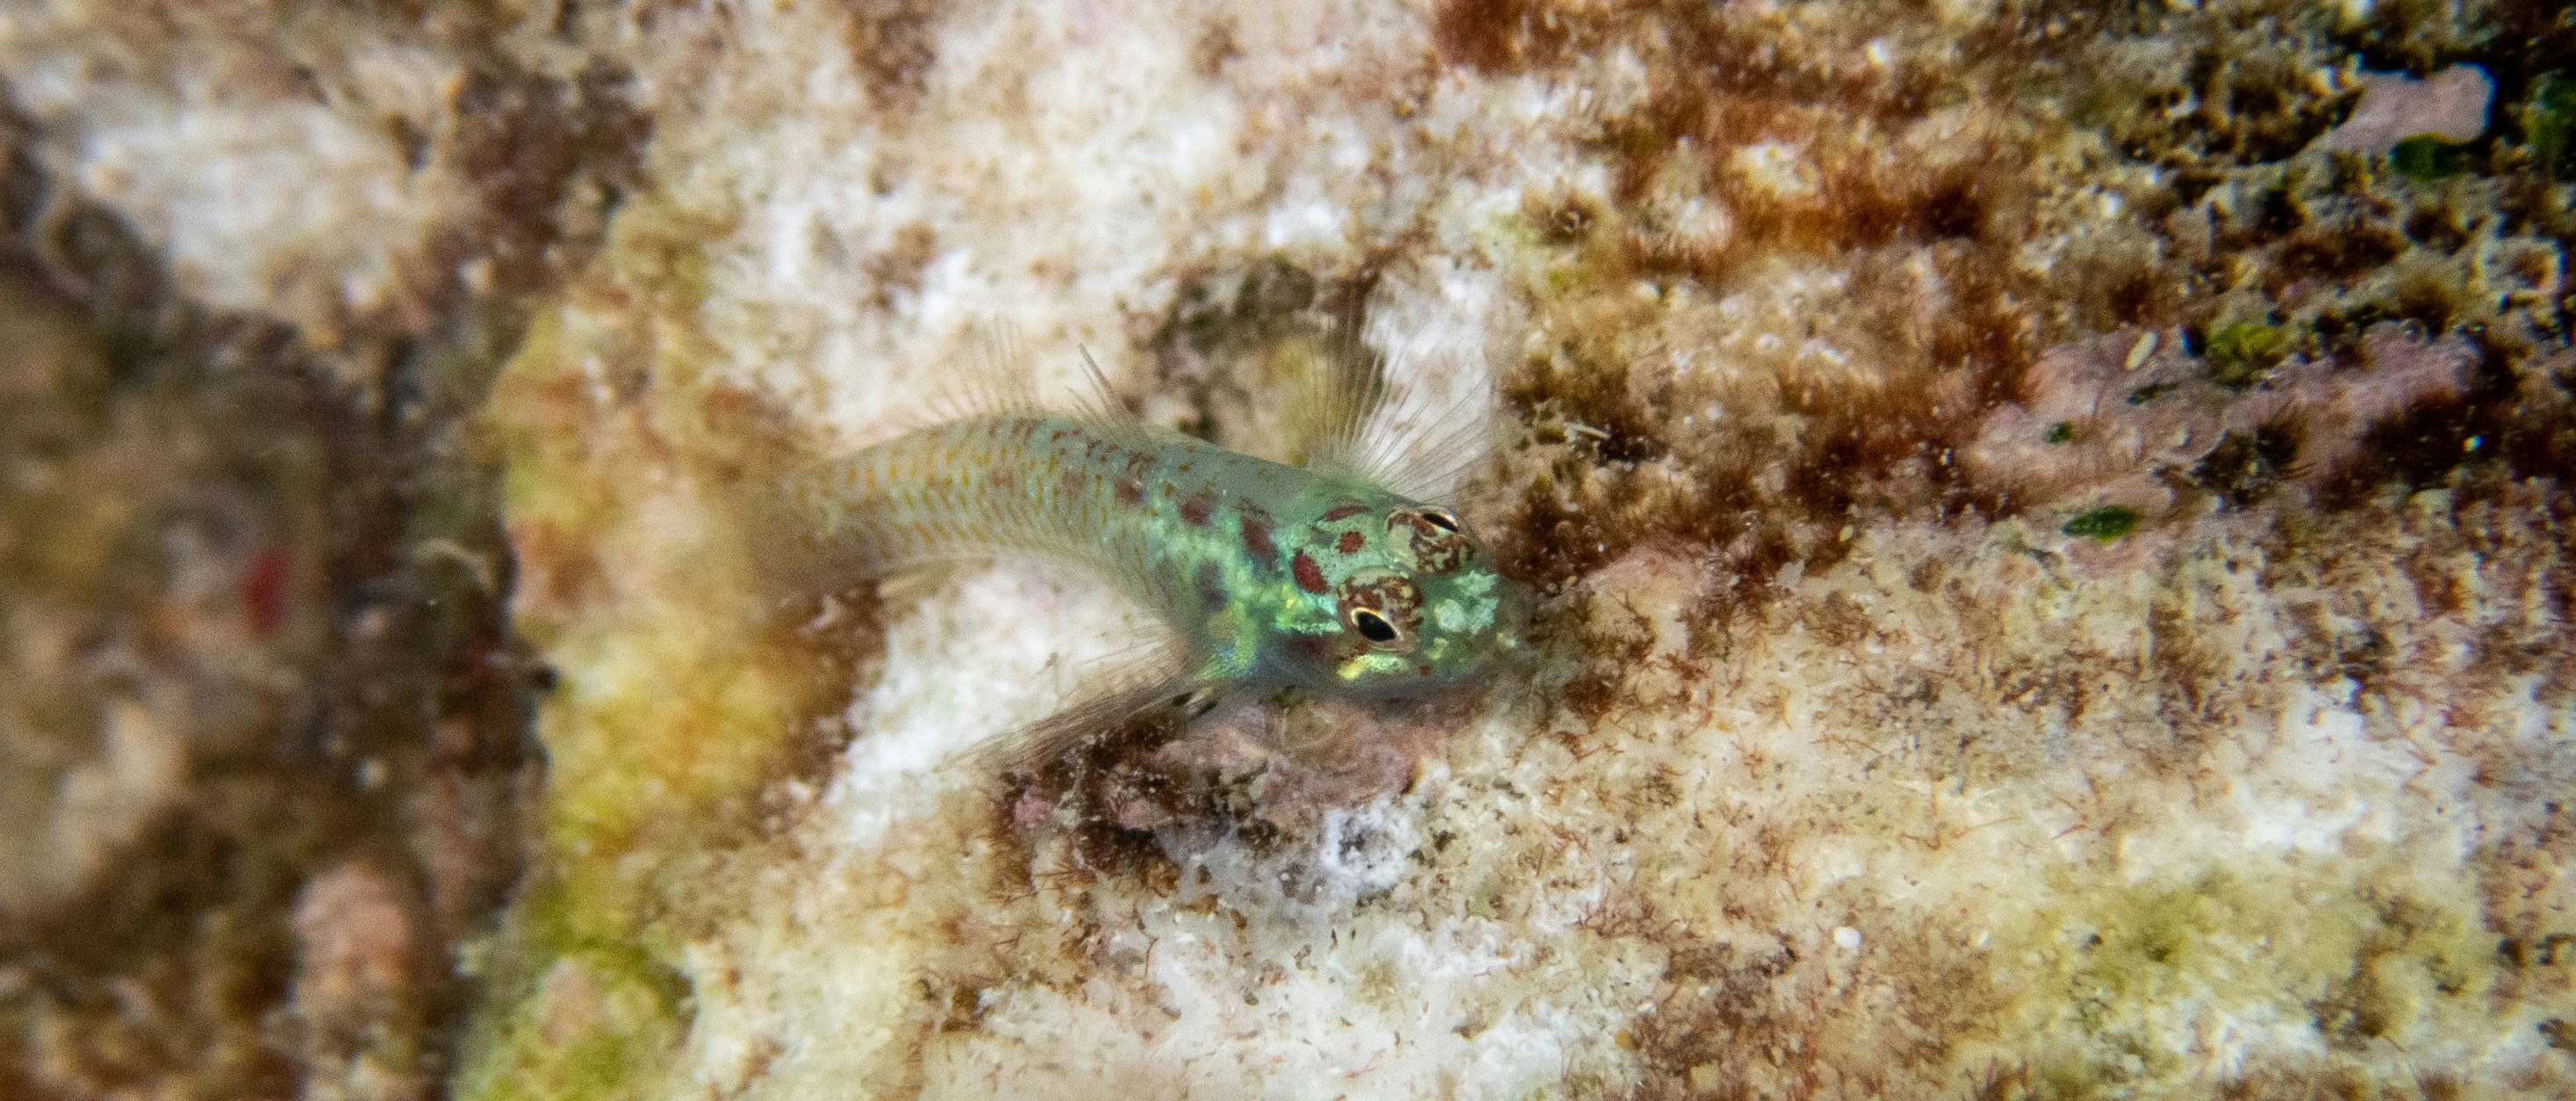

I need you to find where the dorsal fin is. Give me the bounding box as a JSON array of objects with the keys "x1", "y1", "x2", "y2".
[
  {"x1": 1278, "y1": 323, "x2": 1393, "y2": 472},
  {"x1": 1292, "y1": 325, "x2": 1496, "y2": 504},
  {"x1": 915, "y1": 319, "x2": 1047, "y2": 424},
  {"x1": 1073, "y1": 346, "x2": 1134, "y2": 424},
  {"x1": 914, "y1": 318, "x2": 1137, "y2": 428}
]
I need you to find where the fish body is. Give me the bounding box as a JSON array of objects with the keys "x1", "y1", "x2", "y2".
[{"x1": 781, "y1": 410, "x2": 1528, "y2": 704}]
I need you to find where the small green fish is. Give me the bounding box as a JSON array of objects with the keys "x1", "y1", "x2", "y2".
[{"x1": 775, "y1": 345, "x2": 1531, "y2": 768}]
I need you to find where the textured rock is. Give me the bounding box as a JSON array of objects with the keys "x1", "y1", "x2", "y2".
[
  {"x1": 2316, "y1": 66, "x2": 2495, "y2": 155},
  {"x1": 7, "y1": 1, "x2": 2576, "y2": 1098}
]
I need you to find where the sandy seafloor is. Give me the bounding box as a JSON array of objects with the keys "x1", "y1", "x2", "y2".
[{"x1": 4, "y1": 1, "x2": 2575, "y2": 1098}]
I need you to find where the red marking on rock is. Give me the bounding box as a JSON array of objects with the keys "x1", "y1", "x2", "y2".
[
  {"x1": 244, "y1": 547, "x2": 290, "y2": 635},
  {"x1": 1338, "y1": 530, "x2": 1366, "y2": 554},
  {"x1": 1320, "y1": 503, "x2": 1372, "y2": 522},
  {"x1": 1293, "y1": 551, "x2": 1328, "y2": 594}
]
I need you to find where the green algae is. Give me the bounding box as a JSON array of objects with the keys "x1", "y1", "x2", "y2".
[
  {"x1": 2390, "y1": 135, "x2": 2472, "y2": 181},
  {"x1": 2061, "y1": 506, "x2": 2140, "y2": 542},
  {"x1": 456, "y1": 954, "x2": 684, "y2": 1101},
  {"x1": 2203, "y1": 322, "x2": 2289, "y2": 389},
  {"x1": 455, "y1": 196, "x2": 860, "y2": 1101},
  {"x1": 2527, "y1": 73, "x2": 2574, "y2": 171},
  {"x1": 2001, "y1": 864, "x2": 2501, "y2": 1096},
  {"x1": 2123, "y1": 381, "x2": 2178, "y2": 406}
]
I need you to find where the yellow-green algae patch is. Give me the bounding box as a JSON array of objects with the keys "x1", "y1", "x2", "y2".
[
  {"x1": 1991, "y1": 860, "x2": 2505, "y2": 1096},
  {"x1": 459, "y1": 199, "x2": 868, "y2": 1101}
]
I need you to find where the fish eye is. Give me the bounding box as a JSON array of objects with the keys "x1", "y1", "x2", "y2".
[
  {"x1": 1417, "y1": 508, "x2": 1460, "y2": 533},
  {"x1": 1350, "y1": 607, "x2": 1400, "y2": 644}
]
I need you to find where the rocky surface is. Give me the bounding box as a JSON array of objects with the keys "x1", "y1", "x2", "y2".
[{"x1": 4, "y1": 1, "x2": 2573, "y2": 1098}]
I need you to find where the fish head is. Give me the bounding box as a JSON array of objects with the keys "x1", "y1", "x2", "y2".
[{"x1": 1274, "y1": 495, "x2": 1531, "y2": 697}]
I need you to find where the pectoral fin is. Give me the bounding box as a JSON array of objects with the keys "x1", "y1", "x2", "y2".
[{"x1": 944, "y1": 650, "x2": 1224, "y2": 783}]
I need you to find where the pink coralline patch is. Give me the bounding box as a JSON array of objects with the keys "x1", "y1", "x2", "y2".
[
  {"x1": 2314, "y1": 66, "x2": 2493, "y2": 154},
  {"x1": 1013, "y1": 787, "x2": 1056, "y2": 832},
  {"x1": 1966, "y1": 330, "x2": 2206, "y2": 517},
  {"x1": 292, "y1": 863, "x2": 415, "y2": 1011},
  {"x1": 2233, "y1": 325, "x2": 2476, "y2": 476},
  {"x1": 1965, "y1": 323, "x2": 2472, "y2": 520},
  {"x1": 1170, "y1": 697, "x2": 1451, "y2": 834}
]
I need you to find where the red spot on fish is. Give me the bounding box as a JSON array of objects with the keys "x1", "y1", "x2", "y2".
[
  {"x1": 1293, "y1": 551, "x2": 1327, "y2": 594},
  {"x1": 1337, "y1": 530, "x2": 1365, "y2": 554},
  {"x1": 1115, "y1": 453, "x2": 1156, "y2": 505},
  {"x1": 1179, "y1": 488, "x2": 1216, "y2": 526},
  {"x1": 243, "y1": 547, "x2": 290, "y2": 635},
  {"x1": 1320, "y1": 503, "x2": 1372, "y2": 522},
  {"x1": 1240, "y1": 511, "x2": 1276, "y2": 561}
]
